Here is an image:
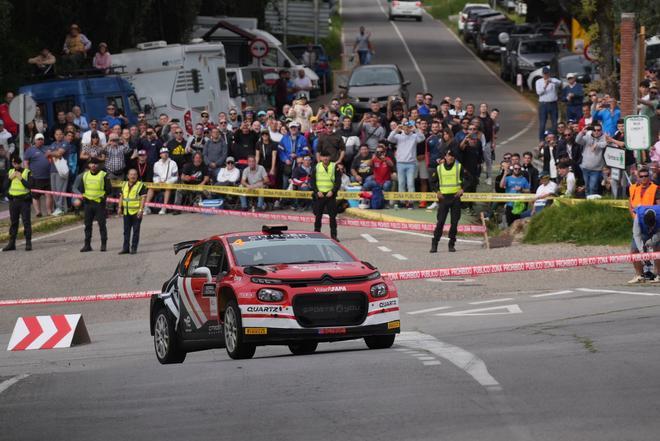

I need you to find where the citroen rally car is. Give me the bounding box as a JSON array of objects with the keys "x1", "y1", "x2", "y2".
[{"x1": 150, "y1": 225, "x2": 400, "y2": 363}]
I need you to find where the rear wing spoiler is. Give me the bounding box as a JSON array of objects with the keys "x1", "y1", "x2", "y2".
[{"x1": 173, "y1": 240, "x2": 199, "y2": 255}]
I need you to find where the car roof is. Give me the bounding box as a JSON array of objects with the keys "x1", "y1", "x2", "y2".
[
  {"x1": 463, "y1": 3, "x2": 490, "y2": 10},
  {"x1": 353, "y1": 63, "x2": 399, "y2": 71},
  {"x1": 209, "y1": 230, "x2": 332, "y2": 241}
]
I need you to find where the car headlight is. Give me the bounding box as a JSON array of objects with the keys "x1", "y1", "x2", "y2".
[
  {"x1": 251, "y1": 277, "x2": 283, "y2": 285},
  {"x1": 257, "y1": 288, "x2": 285, "y2": 302},
  {"x1": 370, "y1": 283, "x2": 388, "y2": 298}
]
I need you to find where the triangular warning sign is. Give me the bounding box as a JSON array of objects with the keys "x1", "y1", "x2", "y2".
[
  {"x1": 436, "y1": 304, "x2": 522, "y2": 317},
  {"x1": 553, "y1": 19, "x2": 570, "y2": 37}
]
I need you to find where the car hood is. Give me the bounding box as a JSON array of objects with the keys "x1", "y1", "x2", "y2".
[
  {"x1": 519, "y1": 53, "x2": 557, "y2": 63},
  {"x1": 347, "y1": 84, "x2": 402, "y2": 99},
  {"x1": 246, "y1": 261, "x2": 377, "y2": 281}
]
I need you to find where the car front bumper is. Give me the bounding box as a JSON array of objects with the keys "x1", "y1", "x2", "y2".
[{"x1": 242, "y1": 320, "x2": 401, "y2": 344}]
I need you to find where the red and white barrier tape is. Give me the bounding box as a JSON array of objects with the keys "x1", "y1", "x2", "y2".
[
  {"x1": 2, "y1": 252, "x2": 658, "y2": 307},
  {"x1": 29, "y1": 189, "x2": 486, "y2": 234},
  {"x1": 382, "y1": 252, "x2": 660, "y2": 281}
]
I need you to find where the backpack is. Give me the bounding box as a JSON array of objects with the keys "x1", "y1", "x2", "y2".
[{"x1": 370, "y1": 186, "x2": 385, "y2": 209}]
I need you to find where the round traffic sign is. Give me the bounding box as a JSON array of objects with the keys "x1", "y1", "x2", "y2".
[
  {"x1": 249, "y1": 38, "x2": 269, "y2": 59},
  {"x1": 9, "y1": 94, "x2": 37, "y2": 123}
]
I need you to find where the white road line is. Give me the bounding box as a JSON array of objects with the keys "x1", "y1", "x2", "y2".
[
  {"x1": 423, "y1": 360, "x2": 442, "y2": 366},
  {"x1": 407, "y1": 305, "x2": 452, "y2": 315},
  {"x1": 436, "y1": 304, "x2": 522, "y2": 317},
  {"x1": 416, "y1": 356, "x2": 436, "y2": 361},
  {"x1": 576, "y1": 288, "x2": 660, "y2": 297},
  {"x1": 0, "y1": 374, "x2": 29, "y2": 395},
  {"x1": 427, "y1": 277, "x2": 477, "y2": 283},
  {"x1": 376, "y1": 0, "x2": 428, "y2": 91},
  {"x1": 377, "y1": 246, "x2": 392, "y2": 252},
  {"x1": 17, "y1": 224, "x2": 84, "y2": 245},
  {"x1": 361, "y1": 233, "x2": 378, "y2": 243},
  {"x1": 376, "y1": 228, "x2": 484, "y2": 244},
  {"x1": 469, "y1": 298, "x2": 513, "y2": 305},
  {"x1": 392, "y1": 253, "x2": 408, "y2": 260},
  {"x1": 531, "y1": 290, "x2": 574, "y2": 298},
  {"x1": 398, "y1": 331, "x2": 501, "y2": 390}
]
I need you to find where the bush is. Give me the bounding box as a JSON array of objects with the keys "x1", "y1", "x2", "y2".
[{"x1": 524, "y1": 201, "x2": 632, "y2": 246}]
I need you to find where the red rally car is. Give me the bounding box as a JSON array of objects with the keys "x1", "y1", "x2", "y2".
[{"x1": 150, "y1": 225, "x2": 401, "y2": 363}]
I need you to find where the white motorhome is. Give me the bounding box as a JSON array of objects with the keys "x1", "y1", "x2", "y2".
[
  {"x1": 112, "y1": 40, "x2": 233, "y2": 133},
  {"x1": 192, "y1": 16, "x2": 320, "y2": 95}
]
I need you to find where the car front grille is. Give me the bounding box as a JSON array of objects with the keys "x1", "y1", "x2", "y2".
[{"x1": 292, "y1": 292, "x2": 368, "y2": 327}]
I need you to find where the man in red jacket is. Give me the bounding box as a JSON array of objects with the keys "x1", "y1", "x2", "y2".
[{"x1": 0, "y1": 92, "x2": 18, "y2": 136}]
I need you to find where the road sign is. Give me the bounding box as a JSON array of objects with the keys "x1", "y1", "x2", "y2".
[
  {"x1": 9, "y1": 94, "x2": 37, "y2": 122},
  {"x1": 610, "y1": 168, "x2": 621, "y2": 181},
  {"x1": 552, "y1": 18, "x2": 571, "y2": 38},
  {"x1": 7, "y1": 314, "x2": 90, "y2": 351},
  {"x1": 249, "y1": 38, "x2": 269, "y2": 59},
  {"x1": 603, "y1": 147, "x2": 625, "y2": 169},
  {"x1": 624, "y1": 115, "x2": 651, "y2": 150}
]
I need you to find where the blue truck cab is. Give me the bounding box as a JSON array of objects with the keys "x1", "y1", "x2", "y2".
[{"x1": 19, "y1": 76, "x2": 141, "y2": 128}]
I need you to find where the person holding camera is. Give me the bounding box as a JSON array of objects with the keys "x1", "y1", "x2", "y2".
[
  {"x1": 387, "y1": 119, "x2": 425, "y2": 209},
  {"x1": 430, "y1": 150, "x2": 464, "y2": 254},
  {"x1": 499, "y1": 162, "x2": 530, "y2": 226},
  {"x1": 575, "y1": 122, "x2": 607, "y2": 196}
]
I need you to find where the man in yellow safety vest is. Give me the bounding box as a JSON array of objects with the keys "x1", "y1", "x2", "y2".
[
  {"x1": 430, "y1": 150, "x2": 465, "y2": 253},
  {"x1": 2, "y1": 156, "x2": 34, "y2": 251},
  {"x1": 311, "y1": 151, "x2": 342, "y2": 241},
  {"x1": 73, "y1": 157, "x2": 111, "y2": 252},
  {"x1": 117, "y1": 168, "x2": 147, "y2": 255}
]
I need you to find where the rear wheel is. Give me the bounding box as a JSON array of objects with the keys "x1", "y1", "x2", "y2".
[
  {"x1": 288, "y1": 341, "x2": 318, "y2": 355},
  {"x1": 154, "y1": 308, "x2": 186, "y2": 364},
  {"x1": 223, "y1": 299, "x2": 256, "y2": 360},
  {"x1": 365, "y1": 334, "x2": 396, "y2": 349}
]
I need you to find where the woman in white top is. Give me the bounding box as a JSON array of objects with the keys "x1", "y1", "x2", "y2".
[{"x1": 521, "y1": 173, "x2": 557, "y2": 218}]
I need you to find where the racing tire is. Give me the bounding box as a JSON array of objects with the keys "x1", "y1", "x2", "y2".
[
  {"x1": 154, "y1": 308, "x2": 186, "y2": 364},
  {"x1": 223, "y1": 299, "x2": 256, "y2": 360},
  {"x1": 364, "y1": 334, "x2": 396, "y2": 350},
  {"x1": 288, "y1": 341, "x2": 318, "y2": 355},
  {"x1": 416, "y1": 17, "x2": 422, "y2": 22}
]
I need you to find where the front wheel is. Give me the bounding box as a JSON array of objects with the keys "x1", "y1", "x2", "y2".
[
  {"x1": 154, "y1": 308, "x2": 186, "y2": 364},
  {"x1": 416, "y1": 16, "x2": 422, "y2": 22},
  {"x1": 223, "y1": 299, "x2": 256, "y2": 360},
  {"x1": 288, "y1": 341, "x2": 318, "y2": 355},
  {"x1": 365, "y1": 334, "x2": 396, "y2": 349}
]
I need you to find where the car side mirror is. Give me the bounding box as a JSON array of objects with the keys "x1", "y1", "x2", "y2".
[
  {"x1": 193, "y1": 266, "x2": 212, "y2": 283},
  {"x1": 338, "y1": 84, "x2": 347, "y2": 89},
  {"x1": 143, "y1": 104, "x2": 152, "y2": 113},
  {"x1": 498, "y1": 32, "x2": 510, "y2": 45},
  {"x1": 403, "y1": 80, "x2": 411, "y2": 86}
]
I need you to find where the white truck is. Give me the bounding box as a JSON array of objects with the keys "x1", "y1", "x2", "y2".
[
  {"x1": 111, "y1": 40, "x2": 234, "y2": 134},
  {"x1": 192, "y1": 16, "x2": 320, "y2": 96}
]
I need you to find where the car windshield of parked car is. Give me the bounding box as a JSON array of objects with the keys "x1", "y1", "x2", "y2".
[
  {"x1": 349, "y1": 68, "x2": 400, "y2": 87},
  {"x1": 520, "y1": 41, "x2": 558, "y2": 54},
  {"x1": 558, "y1": 57, "x2": 593, "y2": 78},
  {"x1": 229, "y1": 236, "x2": 354, "y2": 266}
]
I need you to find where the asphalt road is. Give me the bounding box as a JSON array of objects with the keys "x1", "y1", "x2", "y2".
[{"x1": 1, "y1": 2, "x2": 659, "y2": 440}]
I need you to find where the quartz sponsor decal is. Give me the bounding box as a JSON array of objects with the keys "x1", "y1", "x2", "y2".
[
  {"x1": 378, "y1": 299, "x2": 397, "y2": 308},
  {"x1": 245, "y1": 305, "x2": 284, "y2": 313}
]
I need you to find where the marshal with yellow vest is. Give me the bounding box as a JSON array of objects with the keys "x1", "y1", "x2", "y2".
[
  {"x1": 311, "y1": 154, "x2": 341, "y2": 241},
  {"x1": 2, "y1": 158, "x2": 33, "y2": 252},
  {"x1": 73, "y1": 158, "x2": 111, "y2": 252},
  {"x1": 431, "y1": 151, "x2": 464, "y2": 254},
  {"x1": 117, "y1": 169, "x2": 148, "y2": 255}
]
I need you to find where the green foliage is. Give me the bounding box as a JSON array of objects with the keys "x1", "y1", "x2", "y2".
[
  {"x1": 320, "y1": 13, "x2": 343, "y2": 70},
  {"x1": 524, "y1": 201, "x2": 632, "y2": 246}
]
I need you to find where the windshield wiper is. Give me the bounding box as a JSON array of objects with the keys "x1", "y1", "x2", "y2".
[{"x1": 286, "y1": 260, "x2": 334, "y2": 264}]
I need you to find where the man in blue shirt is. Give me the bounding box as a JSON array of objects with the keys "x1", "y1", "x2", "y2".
[
  {"x1": 593, "y1": 97, "x2": 621, "y2": 136},
  {"x1": 23, "y1": 133, "x2": 53, "y2": 217},
  {"x1": 47, "y1": 128, "x2": 71, "y2": 216},
  {"x1": 102, "y1": 103, "x2": 127, "y2": 129},
  {"x1": 499, "y1": 163, "x2": 530, "y2": 226},
  {"x1": 277, "y1": 121, "x2": 310, "y2": 189},
  {"x1": 629, "y1": 205, "x2": 660, "y2": 284},
  {"x1": 562, "y1": 73, "x2": 584, "y2": 122}
]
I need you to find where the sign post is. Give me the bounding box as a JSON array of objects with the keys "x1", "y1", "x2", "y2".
[
  {"x1": 624, "y1": 115, "x2": 651, "y2": 150},
  {"x1": 9, "y1": 94, "x2": 37, "y2": 160}
]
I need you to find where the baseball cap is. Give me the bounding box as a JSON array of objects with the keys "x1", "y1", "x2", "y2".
[
  {"x1": 159, "y1": 147, "x2": 169, "y2": 154},
  {"x1": 138, "y1": 149, "x2": 147, "y2": 156},
  {"x1": 567, "y1": 119, "x2": 576, "y2": 124},
  {"x1": 369, "y1": 97, "x2": 379, "y2": 104},
  {"x1": 566, "y1": 72, "x2": 576, "y2": 79},
  {"x1": 296, "y1": 93, "x2": 308, "y2": 100},
  {"x1": 539, "y1": 172, "x2": 550, "y2": 179},
  {"x1": 226, "y1": 156, "x2": 235, "y2": 163},
  {"x1": 542, "y1": 66, "x2": 550, "y2": 74},
  {"x1": 34, "y1": 133, "x2": 44, "y2": 141},
  {"x1": 288, "y1": 121, "x2": 301, "y2": 128},
  {"x1": 257, "y1": 110, "x2": 266, "y2": 117},
  {"x1": 201, "y1": 111, "x2": 209, "y2": 117}
]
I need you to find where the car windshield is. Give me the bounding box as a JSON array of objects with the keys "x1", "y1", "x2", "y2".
[
  {"x1": 647, "y1": 44, "x2": 660, "y2": 61},
  {"x1": 349, "y1": 67, "x2": 400, "y2": 86},
  {"x1": 229, "y1": 234, "x2": 354, "y2": 266},
  {"x1": 520, "y1": 41, "x2": 558, "y2": 54},
  {"x1": 558, "y1": 57, "x2": 593, "y2": 77}
]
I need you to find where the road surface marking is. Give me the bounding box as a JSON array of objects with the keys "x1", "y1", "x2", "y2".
[
  {"x1": 375, "y1": 0, "x2": 428, "y2": 91},
  {"x1": 423, "y1": 360, "x2": 442, "y2": 366},
  {"x1": 531, "y1": 290, "x2": 574, "y2": 298},
  {"x1": 398, "y1": 331, "x2": 501, "y2": 390},
  {"x1": 0, "y1": 374, "x2": 29, "y2": 395},
  {"x1": 392, "y1": 254, "x2": 408, "y2": 260},
  {"x1": 377, "y1": 246, "x2": 392, "y2": 252},
  {"x1": 361, "y1": 233, "x2": 378, "y2": 243},
  {"x1": 436, "y1": 304, "x2": 522, "y2": 317},
  {"x1": 377, "y1": 228, "x2": 483, "y2": 244},
  {"x1": 407, "y1": 306, "x2": 452, "y2": 315},
  {"x1": 576, "y1": 288, "x2": 660, "y2": 296},
  {"x1": 416, "y1": 356, "x2": 436, "y2": 361},
  {"x1": 426, "y1": 277, "x2": 477, "y2": 283},
  {"x1": 18, "y1": 224, "x2": 84, "y2": 245},
  {"x1": 469, "y1": 298, "x2": 514, "y2": 305}
]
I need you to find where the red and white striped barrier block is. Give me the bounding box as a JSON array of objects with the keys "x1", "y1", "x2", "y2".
[
  {"x1": 29, "y1": 189, "x2": 486, "y2": 234},
  {"x1": 7, "y1": 314, "x2": 91, "y2": 351}
]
